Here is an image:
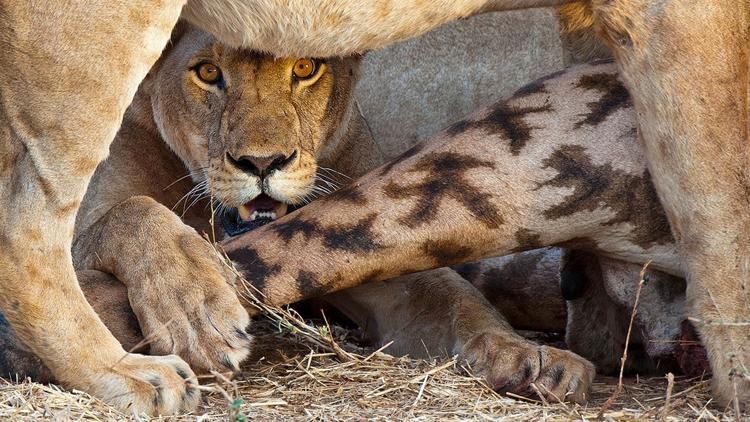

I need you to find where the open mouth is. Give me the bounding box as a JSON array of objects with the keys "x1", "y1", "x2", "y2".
[{"x1": 221, "y1": 193, "x2": 289, "y2": 237}]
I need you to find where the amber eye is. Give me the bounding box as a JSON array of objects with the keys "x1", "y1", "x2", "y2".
[
  {"x1": 195, "y1": 62, "x2": 222, "y2": 84},
  {"x1": 292, "y1": 58, "x2": 317, "y2": 79}
]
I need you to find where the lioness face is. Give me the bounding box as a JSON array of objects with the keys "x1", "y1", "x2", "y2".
[{"x1": 150, "y1": 27, "x2": 360, "y2": 235}]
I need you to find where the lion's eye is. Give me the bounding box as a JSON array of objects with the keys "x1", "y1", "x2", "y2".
[
  {"x1": 292, "y1": 58, "x2": 317, "y2": 79},
  {"x1": 195, "y1": 62, "x2": 222, "y2": 84}
]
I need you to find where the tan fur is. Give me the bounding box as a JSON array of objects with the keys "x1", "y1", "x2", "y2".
[
  {"x1": 1, "y1": 0, "x2": 748, "y2": 413},
  {"x1": 182, "y1": 0, "x2": 569, "y2": 55},
  {"x1": 3, "y1": 1, "x2": 532, "y2": 412},
  {"x1": 1, "y1": 53, "x2": 679, "y2": 396},
  {"x1": 0, "y1": 1, "x2": 199, "y2": 415}
]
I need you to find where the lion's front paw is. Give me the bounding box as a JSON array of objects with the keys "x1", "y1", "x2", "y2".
[
  {"x1": 88, "y1": 353, "x2": 200, "y2": 416},
  {"x1": 128, "y1": 235, "x2": 252, "y2": 373},
  {"x1": 460, "y1": 332, "x2": 594, "y2": 403}
]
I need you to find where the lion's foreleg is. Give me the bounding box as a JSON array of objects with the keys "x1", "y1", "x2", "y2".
[
  {"x1": 73, "y1": 196, "x2": 252, "y2": 374},
  {"x1": 0, "y1": 0, "x2": 199, "y2": 415}
]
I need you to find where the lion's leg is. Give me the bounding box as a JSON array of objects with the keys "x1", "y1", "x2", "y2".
[
  {"x1": 74, "y1": 196, "x2": 252, "y2": 373},
  {"x1": 76, "y1": 270, "x2": 145, "y2": 354},
  {"x1": 0, "y1": 1, "x2": 199, "y2": 414},
  {"x1": 594, "y1": 0, "x2": 750, "y2": 405},
  {"x1": 182, "y1": 0, "x2": 569, "y2": 55},
  {"x1": 0, "y1": 270, "x2": 144, "y2": 384},
  {"x1": 325, "y1": 268, "x2": 594, "y2": 402}
]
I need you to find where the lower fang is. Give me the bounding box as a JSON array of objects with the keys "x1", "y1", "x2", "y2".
[
  {"x1": 275, "y1": 202, "x2": 289, "y2": 219},
  {"x1": 238, "y1": 205, "x2": 251, "y2": 221}
]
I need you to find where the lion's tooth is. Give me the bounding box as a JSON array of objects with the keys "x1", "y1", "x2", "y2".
[
  {"x1": 250, "y1": 211, "x2": 259, "y2": 221},
  {"x1": 238, "y1": 205, "x2": 252, "y2": 221},
  {"x1": 275, "y1": 202, "x2": 289, "y2": 218}
]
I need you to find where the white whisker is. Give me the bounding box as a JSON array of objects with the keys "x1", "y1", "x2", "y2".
[{"x1": 318, "y1": 166, "x2": 351, "y2": 180}]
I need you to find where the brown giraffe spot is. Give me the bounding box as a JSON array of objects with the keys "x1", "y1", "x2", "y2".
[
  {"x1": 512, "y1": 228, "x2": 543, "y2": 252},
  {"x1": 271, "y1": 217, "x2": 321, "y2": 243},
  {"x1": 446, "y1": 102, "x2": 552, "y2": 155},
  {"x1": 575, "y1": 72, "x2": 631, "y2": 128},
  {"x1": 269, "y1": 211, "x2": 382, "y2": 252},
  {"x1": 318, "y1": 183, "x2": 368, "y2": 206},
  {"x1": 540, "y1": 145, "x2": 673, "y2": 249},
  {"x1": 296, "y1": 270, "x2": 329, "y2": 298},
  {"x1": 319, "y1": 214, "x2": 384, "y2": 253},
  {"x1": 512, "y1": 70, "x2": 564, "y2": 98},
  {"x1": 227, "y1": 247, "x2": 281, "y2": 295},
  {"x1": 383, "y1": 152, "x2": 503, "y2": 229},
  {"x1": 422, "y1": 239, "x2": 474, "y2": 266}
]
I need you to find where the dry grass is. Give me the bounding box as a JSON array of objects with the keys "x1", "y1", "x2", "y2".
[
  {"x1": 0, "y1": 259, "x2": 744, "y2": 421},
  {"x1": 0, "y1": 318, "x2": 742, "y2": 421},
  {"x1": 0, "y1": 324, "x2": 736, "y2": 421}
]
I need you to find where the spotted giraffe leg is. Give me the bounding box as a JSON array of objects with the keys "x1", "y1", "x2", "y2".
[
  {"x1": 223, "y1": 63, "x2": 675, "y2": 406},
  {"x1": 594, "y1": 0, "x2": 750, "y2": 406},
  {"x1": 222, "y1": 61, "x2": 675, "y2": 308}
]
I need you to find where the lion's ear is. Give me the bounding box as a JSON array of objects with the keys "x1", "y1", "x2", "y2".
[{"x1": 167, "y1": 20, "x2": 192, "y2": 49}]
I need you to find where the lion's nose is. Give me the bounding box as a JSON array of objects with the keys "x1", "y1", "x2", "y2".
[{"x1": 227, "y1": 151, "x2": 297, "y2": 177}]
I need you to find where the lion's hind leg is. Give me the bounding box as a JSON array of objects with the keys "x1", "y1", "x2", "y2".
[
  {"x1": 594, "y1": 0, "x2": 750, "y2": 406},
  {"x1": 325, "y1": 268, "x2": 595, "y2": 403}
]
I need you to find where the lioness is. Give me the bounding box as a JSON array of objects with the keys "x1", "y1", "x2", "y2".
[
  {"x1": 1, "y1": 0, "x2": 746, "y2": 414},
  {"x1": 71, "y1": 24, "x2": 592, "y2": 402}
]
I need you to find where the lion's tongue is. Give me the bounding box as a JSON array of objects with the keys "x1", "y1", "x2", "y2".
[{"x1": 237, "y1": 194, "x2": 288, "y2": 222}]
